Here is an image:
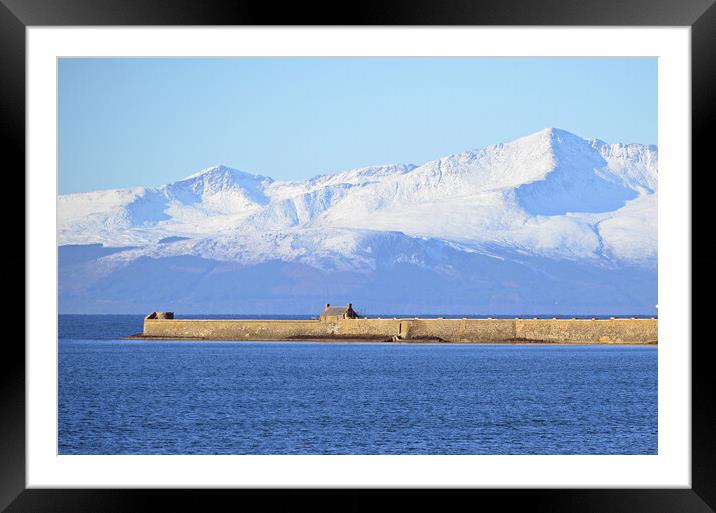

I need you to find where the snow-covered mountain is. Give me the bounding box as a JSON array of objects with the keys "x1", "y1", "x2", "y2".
[{"x1": 58, "y1": 128, "x2": 658, "y2": 314}]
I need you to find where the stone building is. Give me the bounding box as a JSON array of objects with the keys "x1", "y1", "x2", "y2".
[{"x1": 319, "y1": 303, "x2": 359, "y2": 321}]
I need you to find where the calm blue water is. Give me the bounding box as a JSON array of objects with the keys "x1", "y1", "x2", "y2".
[{"x1": 59, "y1": 315, "x2": 657, "y2": 455}]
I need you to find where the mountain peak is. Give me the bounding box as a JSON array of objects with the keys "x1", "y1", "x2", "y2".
[
  {"x1": 538, "y1": 127, "x2": 584, "y2": 144},
  {"x1": 183, "y1": 164, "x2": 270, "y2": 183},
  {"x1": 163, "y1": 164, "x2": 272, "y2": 206},
  {"x1": 501, "y1": 128, "x2": 585, "y2": 155}
]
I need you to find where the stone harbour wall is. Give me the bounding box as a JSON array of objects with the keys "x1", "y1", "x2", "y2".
[
  {"x1": 141, "y1": 317, "x2": 657, "y2": 344},
  {"x1": 514, "y1": 318, "x2": 658, "y2": 344},
  {"x1": 143, "y1": 319, "x2": 334, "y2": 340}
]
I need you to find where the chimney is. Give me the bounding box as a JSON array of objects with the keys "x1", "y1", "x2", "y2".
[
  {"x1": 325, "y1": 303, "x2": 330, "y2": 309},
  {"x1": 348, "y1": 303, "x2": 352, "y2": 309}
]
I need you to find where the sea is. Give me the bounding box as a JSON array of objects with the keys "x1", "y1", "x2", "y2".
[{"x1": 58, "y1": 314, "x2": 658, "y2": 455}]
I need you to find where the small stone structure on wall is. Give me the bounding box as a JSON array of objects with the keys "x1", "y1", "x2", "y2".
[{"x1": 145, "y1": 311, "x2": 174, "y2": 320}]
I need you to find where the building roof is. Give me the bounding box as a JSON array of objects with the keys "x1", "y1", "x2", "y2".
[{"x1": 323, "y1": 306, "x2": 352, "y2": 316}]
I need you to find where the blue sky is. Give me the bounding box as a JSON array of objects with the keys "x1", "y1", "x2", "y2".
[{"x1": 59, "y1": 57, "x2": 657, "y2": 194}]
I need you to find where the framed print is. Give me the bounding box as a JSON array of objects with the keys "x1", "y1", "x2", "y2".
[{"x1": 3, "y1": 0, "x2": 715, "y2": 511}]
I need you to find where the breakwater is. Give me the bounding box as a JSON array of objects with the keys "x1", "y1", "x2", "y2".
[{"x1": 138, "y1": 316, "x2": 657, "y2": 344}]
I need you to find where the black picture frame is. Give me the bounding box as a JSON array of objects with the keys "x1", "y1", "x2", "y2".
[{"x1": 2, "y1": 1, "x2": 713, "y2": 511}]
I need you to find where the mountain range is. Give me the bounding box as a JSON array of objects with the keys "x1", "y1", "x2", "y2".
[{"x1": 58, "y1": 128, "x2": 658, "y2": 315}]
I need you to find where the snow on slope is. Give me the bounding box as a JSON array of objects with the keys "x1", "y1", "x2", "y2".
[{"x1": 58, "y1": 128, "x2": 658, "y2": 269}]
